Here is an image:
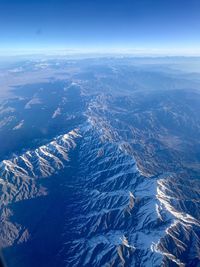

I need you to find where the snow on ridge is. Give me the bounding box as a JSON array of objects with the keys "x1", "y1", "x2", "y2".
[
  {"x1": 25, "y1": 97, "x2": 42, "y2": 109},
  {"x1": 13, "y1": 120, "x2": 24, "y2": 130},
  {"x1": 0, "y1": 128, "x2": 82, "y2": 248},
  {"x1": 85, "y1": 96, "x2": 195, "y2": 265},
  {"x1": 52, "y1": 107, "x2": 61, "y2": 119},
  {"x1": 157, "y1": 179, "x2": 200, "y2": 227},
  {"x1": 0, "y1": 128, "x2": 81, "y2": 207}
]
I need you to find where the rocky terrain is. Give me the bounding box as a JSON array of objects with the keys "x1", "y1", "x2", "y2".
[{"x1": 0, "y1": 58, "x2": 200, "y2": 266}]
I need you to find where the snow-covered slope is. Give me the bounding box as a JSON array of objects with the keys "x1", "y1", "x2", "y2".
[
  {"x1": 0, "y1": 129, "x2": 81, "y2": 247},
  {"x1": 1, "y1": 87, "x2": 200, "y2": 266},
  {"x1": 1, "y1": 115, "x2": 199, "y2": 266}
]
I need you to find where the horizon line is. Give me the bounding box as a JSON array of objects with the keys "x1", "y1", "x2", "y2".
[{"x1": 1, "y1": 47, "x2": 200, "y2": 58}]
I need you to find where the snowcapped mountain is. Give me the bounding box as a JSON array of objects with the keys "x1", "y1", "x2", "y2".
[{"x1": 0, "y1": 59, "x2": 200, "y2": 267}]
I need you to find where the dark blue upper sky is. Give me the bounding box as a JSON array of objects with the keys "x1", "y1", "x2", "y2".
[{"x1": 0, "y1": 0, "x2": 200, "y2": 55}]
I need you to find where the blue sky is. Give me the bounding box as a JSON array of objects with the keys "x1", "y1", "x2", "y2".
[{"x1": 0, "y1": 0, "x2": 200, "y2": 55}]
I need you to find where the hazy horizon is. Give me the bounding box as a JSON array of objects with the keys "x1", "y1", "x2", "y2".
[{"x1": 1, "y1": 0, "x2": 200, "y2": 57}]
